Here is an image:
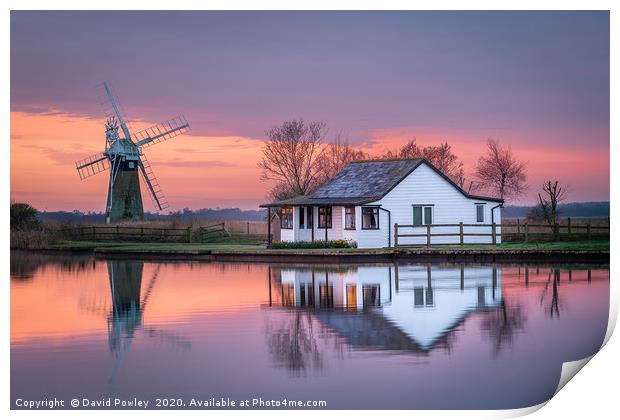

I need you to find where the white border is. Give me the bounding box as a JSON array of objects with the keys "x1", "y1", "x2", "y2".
[{"x1": 3, "y1": 2, "x2": 617, "y2": 420}]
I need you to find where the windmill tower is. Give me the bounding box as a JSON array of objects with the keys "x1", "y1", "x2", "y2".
[{"x1": 75, "y1": 82, "x2": 190, "y2": 223}]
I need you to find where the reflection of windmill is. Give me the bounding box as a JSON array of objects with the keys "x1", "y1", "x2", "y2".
[
  {"x1": 107, "y1": 261, "x2": 191, "y2": 384},
  {"x1": 75, "y1": 81, "x2": 190, "y2": 223}
]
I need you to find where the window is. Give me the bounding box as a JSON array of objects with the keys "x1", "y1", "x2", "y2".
[
  {"x1": 476, "y1": 204, "x2": 485, "y2": 223},
  {"x1": 361, "y1": 207, "x2": 379, "y2": 229},
  {"x1": 319, "y1": 284, "x2": 333, "y2": 308},
  {"x1": 362, "y1": 285, "x2": 381, "y2": 308},
  {"x1": 413, "y1": 205, "x2": 433, "y2": 225},
  {"x1": 306, "y1": 207, "x2": 313, "y2": 228},
  {"x1": 414, "y1": 287, "x2": 435, "y2": 308},
  {"x1": 299, "y1": 207, "x2": 305, "y2": 229},
  {"x1": 128, "y1": 162, "x2": 135, "y2": 169},
  {"x1": 346, "y1": 284, "x2": 357, "y2": 311},
  {"x1": 345, "y1": 206, "x2": 356, "y2": 230},
  {"x1": 282, "y1": 284, "x2": 295, "y2": 307},
  {"x1": 281, "y1": 207, "x2": 293, "y2": 229},
  {"x1": 318, "y1": 206, "x2": 332, "y2": 228},
  {"x1": 299, "y1": 283, "x2": 314, "y2": 307}
]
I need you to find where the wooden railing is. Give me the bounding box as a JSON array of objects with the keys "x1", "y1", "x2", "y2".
[
  {"x1": 59, "y1": 225, "x2": 192, "y2": 242},
  {"x1": 394, "y1": 220, "x2": 609, "y2": 247},
  {"x1": 198, "y1": 223, "x2": 230, "y2": 242},
  {"x1": 60, "y1": 222, "x2": 267, "y2": 243}
]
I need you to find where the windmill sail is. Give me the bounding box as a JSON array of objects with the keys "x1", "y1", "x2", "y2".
[
  {"x1": 138, "y1": 156, "x2": 169, "y2": 211},
  {"x1": 134, "y1": 116, "x2": 190, "y2": 148},
  {"x1": 76, "y1": 152, "x2": 110, "y2": 180},
  {"x1": 96, "y1": 81, "x2": 133, "y2": 141}
]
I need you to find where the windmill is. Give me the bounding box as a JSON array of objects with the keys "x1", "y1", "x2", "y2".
[{"x1": 75, "y1": 81, "x2": 190, "y2": 223}]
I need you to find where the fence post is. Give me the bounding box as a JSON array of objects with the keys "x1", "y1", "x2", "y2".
[
  {"x1": 92, "y1": 226, "x2": 96, "y2": 240},
  {"x1": 426, "y1": 224, "x2": 431, "y2": 248},
  {"x1": 587, "y1": 224, "x2": 591, "y2": 239},
  {"x1": 517, "y1": 218, "x2": 520, "y2": 234},
  {"x1": 492, "y1": 223, "x2": 497, "y2": 245},
  {"x1": 187, "y1": 226, "x2": 193, "y2": 243},
  {"x1": 459, "y1": 222, "x2": 464, "y2": 245},
  {"x1": 394, "y1": 223, "x2": 399, "y2": 247},
  {"x1": 247, "y1": 221, "x2": 250, "y2": 235},
  {"x1": 567, "y1": 217, "x2": 571, "y2": 234},
  {"x1": 524, "y1": 223, "x2": 529, "y2": 243},
  {"x1": 116, "y1": 225, "x2": 120, "y2": 240}
]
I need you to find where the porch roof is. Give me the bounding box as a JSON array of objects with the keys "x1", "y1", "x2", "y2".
[{"x1": 259, "y1": 196, "x2": 378, "y2": 208}]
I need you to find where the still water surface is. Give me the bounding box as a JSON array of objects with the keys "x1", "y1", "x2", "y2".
[{"x1": 11, "y1": 252, "x2": 609, "y2": 409}]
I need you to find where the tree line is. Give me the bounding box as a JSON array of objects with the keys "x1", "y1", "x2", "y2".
[
  {"x1": 259, "y1": 118, "x2": 568, "y2": 223},
  {"x1": 259, "y1": 118, "x2": 529, "y2": 199}
]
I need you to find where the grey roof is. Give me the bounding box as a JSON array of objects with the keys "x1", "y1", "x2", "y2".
[
  {"x1": 261, "y1": 158, "x2": 503, "y2": 207},
  {"x1": 313, "y1": 159, "x2": 421, "y2": 199}
]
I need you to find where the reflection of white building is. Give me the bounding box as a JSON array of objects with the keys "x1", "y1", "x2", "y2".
[{"x1": 274, "y1": 264, "x2": 502, "y2": 351}]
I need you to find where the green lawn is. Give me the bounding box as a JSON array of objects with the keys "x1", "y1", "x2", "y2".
[
  {"x1": 431, "y1": 239, "x2": 609, "y2": 252},
  {"x1": 53, "y1": 240, "x2": 266, "y2": 253},
  {"x1": 51, "y1": 238, "x2": 609, "y2": 253}
]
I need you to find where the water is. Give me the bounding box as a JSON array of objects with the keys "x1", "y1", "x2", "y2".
[{"x1": 11, "y1": 251, "x2": 609, "y2": 409}]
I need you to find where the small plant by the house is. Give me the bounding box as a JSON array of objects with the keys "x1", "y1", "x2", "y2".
[{"x1": 270, "y1": 239, "x2": 357, "y2": 249}]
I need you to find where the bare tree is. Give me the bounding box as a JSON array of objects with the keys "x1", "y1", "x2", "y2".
[
  {"x1": 259, "y1": 119, "x2": 327, "y2": 200},
  {"x1": 381, "y1": 138, "x2": 465, "y2": 184},
  {"x1": 421, "y1": 142, "x2": 464, "y2": 184},
  {"x1": 481, "y1": 298, "x2": 526, "y2": 357},
  {"x1": 315, "y1": 131, "x2": 368, "y2": 185},
  {"x1": 474, "y1": 139, "x2": 527, "y2": 201},
  {"x1": 537, "y1": 180, "x2": 567, "y2": 238},
  {"x1": 382, "y1": 138, "x2": 422, "y2": 160}
]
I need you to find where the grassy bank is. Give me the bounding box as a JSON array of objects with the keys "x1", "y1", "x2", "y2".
[{"x1": 49, "y1": 238, "x2": 609, "y2": 254}]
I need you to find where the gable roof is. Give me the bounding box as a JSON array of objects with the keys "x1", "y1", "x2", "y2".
[{"x1": 260, "y1": 158, "x2": 502, "y2": 207}]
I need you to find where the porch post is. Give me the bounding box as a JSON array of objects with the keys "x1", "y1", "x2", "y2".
[
  {"x1": 267, "y1": 207, "x2": 272, "y2": 247},
  {"x1": 324, "y1": 206, "x2": 328, "y2": 241},
  {"x1": 311, "y1": 207, "x2": 315, "y2": 242}
]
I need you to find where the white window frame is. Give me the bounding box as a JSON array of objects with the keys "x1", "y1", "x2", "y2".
[
  {"x1": 412, "y1": 205, "x2": 434, "y2": 226},
  {"x1": 475, "y1": 203, "x2": 486, "y2": 223}
]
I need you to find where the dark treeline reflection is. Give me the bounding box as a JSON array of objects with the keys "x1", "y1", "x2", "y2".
[{"x1": 10, "y1": 250, "x2": 96, "y2": 281}]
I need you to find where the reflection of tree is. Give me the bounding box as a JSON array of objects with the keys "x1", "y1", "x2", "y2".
[
  {"x1": 481, "y1": 298, "x2": 526, "y2": 357},
  {"x1": 266, "y1": 310, "x2": 324, "y2": 375},
  {"x1": 540, "y1": 269, "x2": 561, "y2": 318},
  {"x1": 10, "y1": 250, "x2": 95, "y2": 281}
]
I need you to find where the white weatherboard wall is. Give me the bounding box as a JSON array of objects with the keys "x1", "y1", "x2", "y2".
[
  {"x1": 358, "y1": 162, "x2": 502, "y2": 248},
  {"x1": 381, "y1": 265, "x2": 502, "y2": 349}
]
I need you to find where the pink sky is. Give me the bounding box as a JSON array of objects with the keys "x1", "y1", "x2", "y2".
[
  {"x1": 10, "y1": 109, "x2": 608, "y2": 211},
  {"x1": 10, "y1": 11, "x2": 609, "y2": 211}
]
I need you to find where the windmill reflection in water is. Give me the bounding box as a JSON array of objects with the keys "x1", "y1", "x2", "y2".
[{"x1": 106, "y1": 261, "x2": 191, "y2": 383}]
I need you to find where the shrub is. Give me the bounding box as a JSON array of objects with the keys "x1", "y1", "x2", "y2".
[
  {"x1": 10, "y1": 227, "x2": 61, "y2": 250},
  {"x1": 270, "y1": 239, "x2": 357, "y2": 249},
  {"x1": 10, "y1": 203, "x2": 41, "y2": 231}
]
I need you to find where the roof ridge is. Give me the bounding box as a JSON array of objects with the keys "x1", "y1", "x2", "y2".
[{"x1": 350, "y1": 158, "x2": 423, "y2": 164}]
